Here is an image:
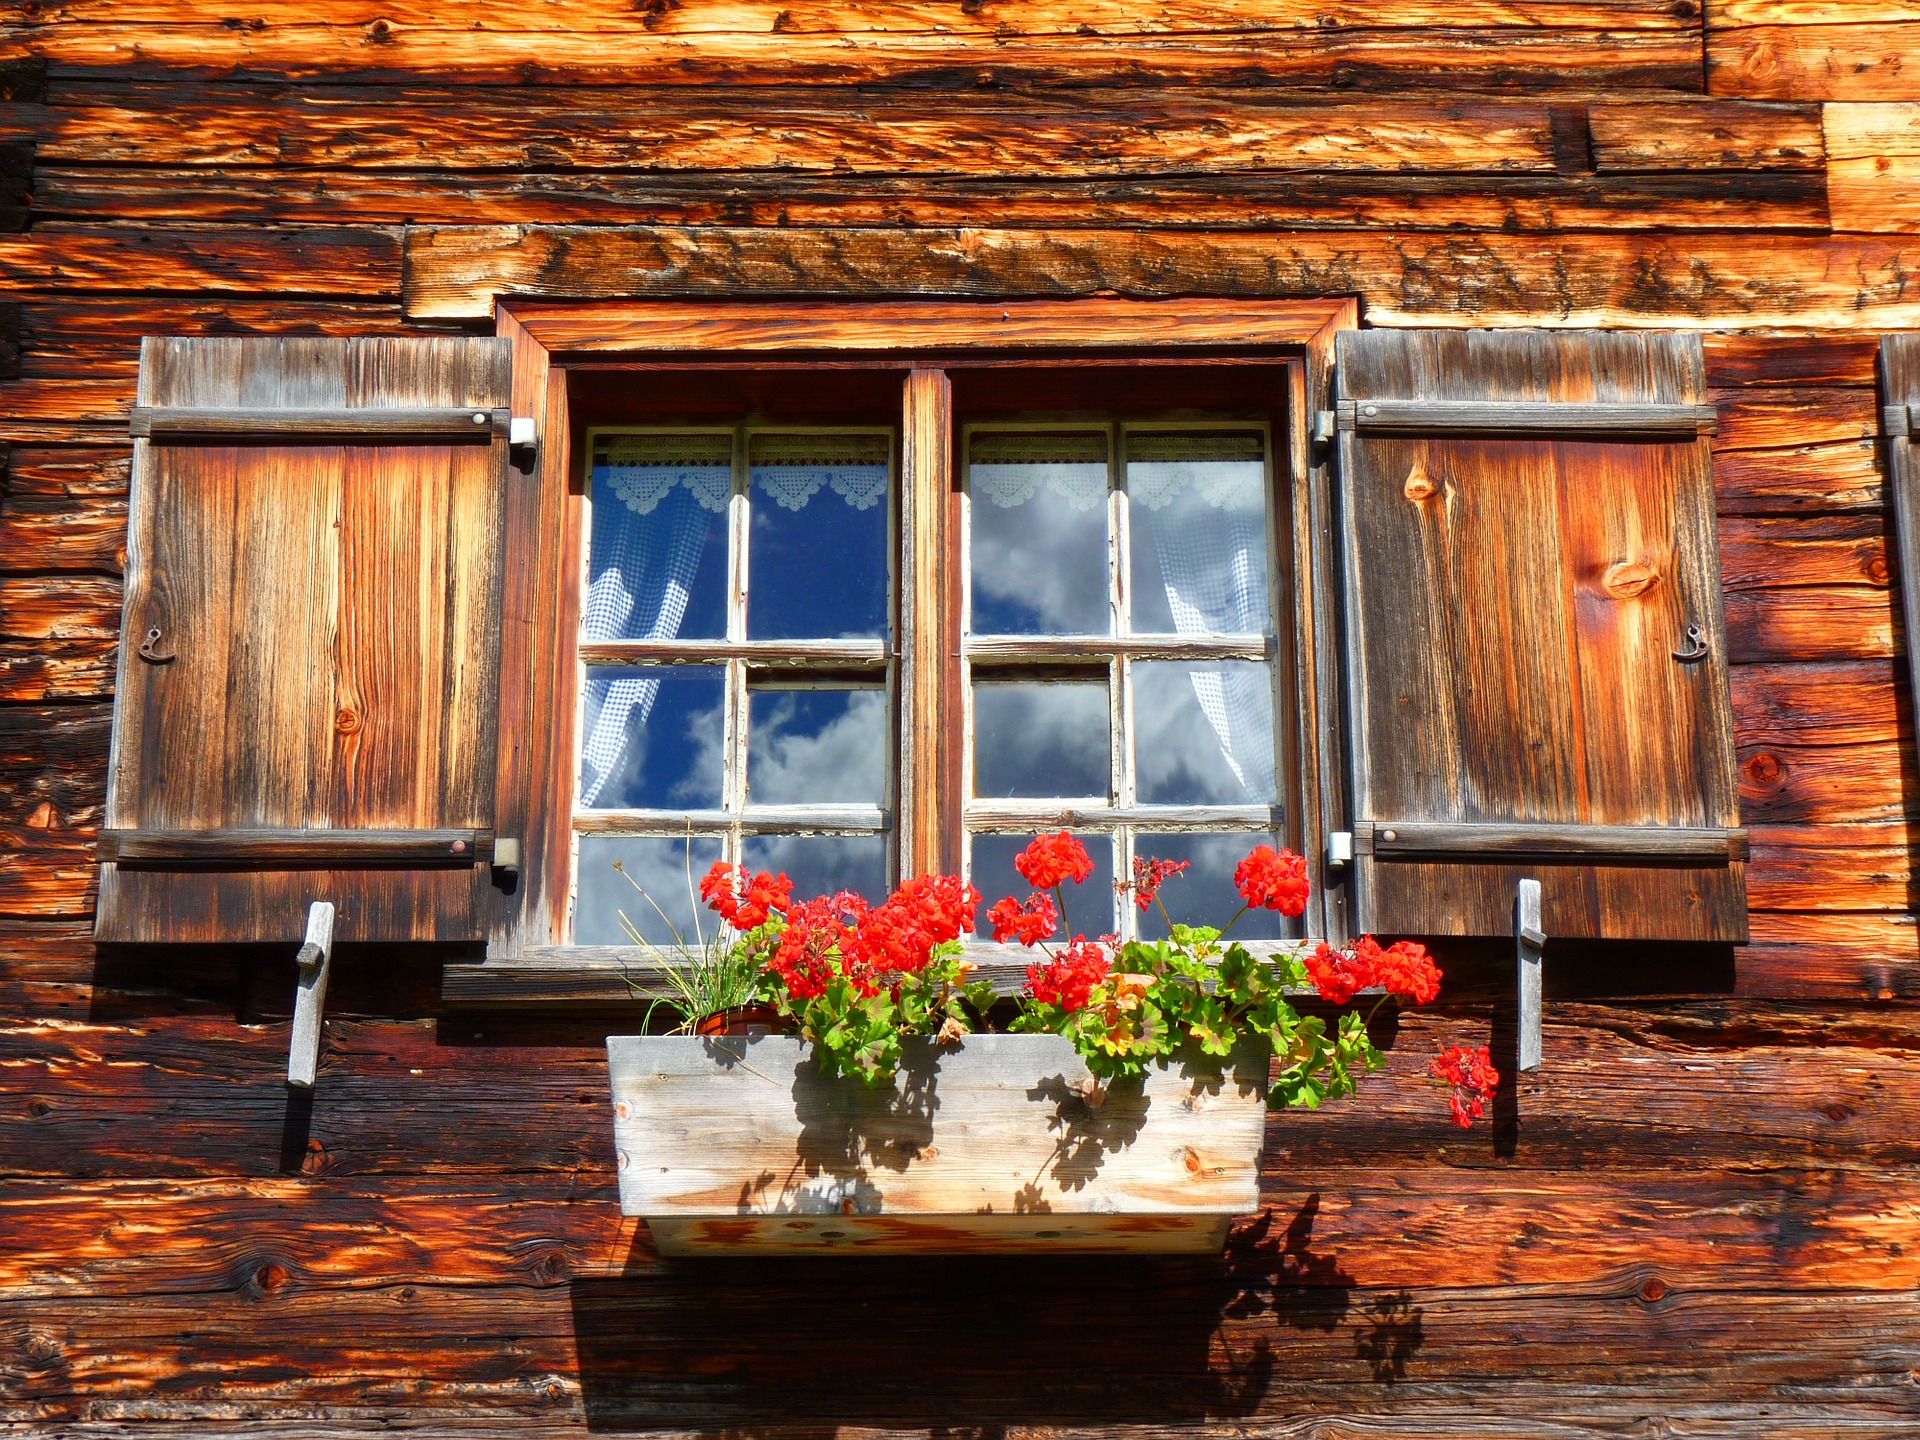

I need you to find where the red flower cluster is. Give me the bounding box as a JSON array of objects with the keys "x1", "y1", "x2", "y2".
[
  {"x1": 763, "y1": 875, "x2": 980, "y2": 1003},
  {"x1": 1128, "y1": 855, "x2": 1191, "y2": 912},
  {"x1": 1233, "y1": 845, "x2": 1310, "y2": 917},
  {"x1": 988, "y1": 892, "x2": 1058, "y2": 947},
  {"x1": 1027, "y1": 937, "x2": 1111, "y2": 1013},
  {"x1": 699, "y1": 862, "x2": 794, "y2": 929},
  {"x1": 1015, "y1": 832, "x2": 1096, "y2": 891},
  {"x1": 1431, "y1": 1043, "x2": 1500, "y2": 1129},
  {"x1": 1305, "y1": 937, "x2": 1444, "y2": 1006}
]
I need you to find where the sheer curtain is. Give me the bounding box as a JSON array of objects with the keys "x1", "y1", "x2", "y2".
[
  {"x1": 579, "y1": 433, "x2": 890, "y2": 808},
  {"x1": 1128, "y1": 432, "x2": 1276, "y2": 802}
]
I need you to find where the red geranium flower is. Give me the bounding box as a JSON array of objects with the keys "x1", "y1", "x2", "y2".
[
  {"x1": 1015, "y1": 832, "x2": 1096, "y2": 891},
  {"x1": 1233, "y1": 845, "x2": 1310, "y2": 916},
  {"x1": 1027, "y1": 937, "x2": 1110, "y2": 1014},
  {"x1": 1373, "y1": 938, "x2": 1442, "y2": 1006},
  {"x1": 1431, "y1": 1043, "x2": 1499, "y2": 1128},
  {"x1": 1305, "y1": 941, "x2": 1371, "y2": 1005},
  {"x1": 699, "y1": 861, "x2": 794, "y2": 929},
  {"x1": 1127, "y1": 856, "x2": 1191, "y2": 912},
  {"x1": 988, "y1": 893, "x2": 1058, "y2": 947}
]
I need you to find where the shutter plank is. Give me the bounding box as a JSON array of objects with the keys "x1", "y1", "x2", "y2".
[
  {"x1": 1882, "y1": 337, "x2": 1920, "y2": 814},
  {"x1": 99, "y1": 335, "x2": 510, "y2": 944},
  {"x1": 1336, "y1": 330, "x2": 1745, "y2": 942}
]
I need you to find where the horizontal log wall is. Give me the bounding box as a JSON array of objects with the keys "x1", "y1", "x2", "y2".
[{"x1": 3, "y1": 2, "x2": 1920, "y2": 1435}]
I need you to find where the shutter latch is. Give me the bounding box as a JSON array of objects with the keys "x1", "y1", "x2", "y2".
[
  {"x1": 510, "y1": 416, "x2": 538, "y2": 469},
  {"x1": 288, "y1": 900, "x2": 336, "y2": 1090},
  {"x1": 1671, "y1": 623, "x2": 1710, "y2": 664},
  {"x1": 1516, "y1": 878, "x2": 1544, "y2": 1074}
]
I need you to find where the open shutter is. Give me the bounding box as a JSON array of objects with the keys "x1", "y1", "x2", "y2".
[
  {"x1": 97, "y1": 337, "x2": 511, "y2": 943},
  {"x1": 1334, "y1": 329, "x2": 1745, "y2": 942},
  {"x1": 1884, "y1": 338, "x2": 1920, "y2": 781}
]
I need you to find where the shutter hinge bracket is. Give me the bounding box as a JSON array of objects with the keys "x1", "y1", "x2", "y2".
[
  {"x1": 1312, "y1": 410, "x2": 1338, "y2": 450},
  {"x1": 1516, "y1": 878, "x2": 1543, "y2": 1074},
  {"x1": 288, "y1": 900, "x2": 335, "y2": 1090},
  {"x1": 1326, "y1": 830, "x2": 1353, "y2": 868},
  {"x1": 492, "y1": 837, "x2": 523, "y2": 888}
]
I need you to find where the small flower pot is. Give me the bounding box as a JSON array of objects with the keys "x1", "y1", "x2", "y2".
[{"x1": 692, "y1": 1003, "x2": 787, "y2": 1037}]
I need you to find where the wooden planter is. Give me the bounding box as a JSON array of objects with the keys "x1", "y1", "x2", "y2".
[{"x1": 606, "y1": 1032, "x2": 1270, "y2": 1255}]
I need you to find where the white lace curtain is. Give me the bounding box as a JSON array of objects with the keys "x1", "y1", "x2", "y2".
[
  {"x1": 970, "y1": 431, "x2": 1275, "y2": 803},
  {"x1": 579, "y1": 432, "x2": 888, "y2": 807}
]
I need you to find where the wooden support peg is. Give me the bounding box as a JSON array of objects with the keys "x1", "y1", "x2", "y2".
[
  {"x1": 1516, "y1": 878, "x2": 1544, "y2": 1073},
  {"x1": 288, "y1": 901, "x2": 336, "y2": 1090}
]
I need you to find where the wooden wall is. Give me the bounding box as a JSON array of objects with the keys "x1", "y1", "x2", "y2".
[{"x1": 4, "y1": 2, "x2": 1920, "y2": 1434}]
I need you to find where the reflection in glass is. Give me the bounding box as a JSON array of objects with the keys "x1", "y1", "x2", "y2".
[
  {"x1": 579, "y1": 666, "x2": 725, "y2": 811},
  {"x1": 973, "y1": 680, "x2": 1109, "y2": 799},
  {"x1": 1134, "y1": 661, "x2": 1277, "y2": 805},
  {"x1": 743, "y1": 834, "x2": 888, "y2": 904},
  {"x1": 749, "y1": 432, "x2": 890, "y2": 640},
  {"x1": 588, "y1": 432, "x2": 730, "y2": 643},
  {"x1": 747, "y1": 687, "x2": 887, "y2": 806},
  {"x1": 1134, "y1": 832, "x2": 1286, "y2": 941},
  {"x1": 1127, "y1": 431, "x2": 1270, "y2": 637},
  {"x1": 575, "y1": 833, "x2": 724, "y2": 947},
  {"x1": 972, "y1": 832, "x2": 1116, "y2": 940},
  {"x1": 968, "y1": 431, "x2": 1110, "y2": 636}
]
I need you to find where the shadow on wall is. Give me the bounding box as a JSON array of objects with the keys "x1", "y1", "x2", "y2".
[{"x1": 567, "y1": 1195, "x2": 1422, "y2": 1432}]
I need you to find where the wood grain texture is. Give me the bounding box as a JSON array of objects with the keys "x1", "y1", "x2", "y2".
[
  {"x1": 1880, "y1": 337, "x2": 1920, "y2": 863},
  {"x1": 1336, "y1": 329, "x2": 1743, "y2": 940},
  {"x1": 19, "y1": 24, "x2": 1705, "y2": 91},
  {"x1": 1824, "y1": 102, "x2": 1920, "y2": 231},
  {"x1": 406, "y1": 226, "x2": 1920, "y2": 328},
  {"x1": 1707, "y1": 15, "x2": 1920, "y2": 101},
  {"x1": 97, "y1": 335, "x2": 511, "y2": 943},
  {"x1": 899, "y1": 366, "x2": 957, "y2": 878}
]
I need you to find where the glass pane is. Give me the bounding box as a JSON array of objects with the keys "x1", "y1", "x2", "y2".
[
  {"x1": 578, "y1": 666, "x2": 725, "y2": 810},
  {"x1": 1134, "y1": 832, "x2": 1286, "y2": 941},
  {"x1": 972, "y1": 832, "x2": 1116, "y2": 940},
  {"x1": 749, "y1": 432, "x2": 890, "y2": 640},
  {"x1": 973, "y1": 679, "x2": 1109, "y2": 799},
  {"x1": 1128, "y1": 431, "x2": 1271, "y2": 636},
  {"x1": 575, "y1": 833, "x2": 724, "y2": 947},
  {"x1": 968, "y1": 430, "x2": 1110, "y2": 636},
  {"x1": 742, "y1": 834, "x2": 888, "y2": 905},
  {"x1": 1134, "y1": 660, "x2": 1276, "y2": 805},
  {"x1": 747, "y1": 686, "x2": 887, "y2": 806},
  {"x1": 588, "y1": 432, "x2": 731, "y2": 643}
]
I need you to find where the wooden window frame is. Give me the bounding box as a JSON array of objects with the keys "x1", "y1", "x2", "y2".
[{"x1": 447, "y1": 297, "x2": 1357, "y2": 1007}]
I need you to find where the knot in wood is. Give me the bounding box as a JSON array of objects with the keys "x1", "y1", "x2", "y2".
[
  {"x1": 1602, "y1": 560, "x2": 1660, "y2": 600},
  {"x1": 1743, "y1": 751, "x2": 1783, "y2": 786},
  {"x1": 333, "y1": 708, "x2": 361, "y2": 735},
  {"x1": 1638, "y1": 1276, "x2": 1667, "y2": 1303},
  {"x1": 1866, "y1": 554, "x2": 1891, "y2": 586},
  {"x1": 1402, "y1": 457, "x2": 1437, "y2": 503}
]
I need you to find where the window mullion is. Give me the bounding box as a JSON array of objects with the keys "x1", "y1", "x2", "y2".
[{"x1": 901, "y1": 366, "x2": 958, "y2": 881}]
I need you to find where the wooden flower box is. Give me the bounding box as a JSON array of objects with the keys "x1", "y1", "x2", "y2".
[{"x1": 606, "y1": 1032, "x2": 1270, "y2": 1255}]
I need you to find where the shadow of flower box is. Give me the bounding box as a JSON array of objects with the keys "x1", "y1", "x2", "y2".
[{"x1": 607, "y1": 1031, "x2": 1270, "y2": 1255}]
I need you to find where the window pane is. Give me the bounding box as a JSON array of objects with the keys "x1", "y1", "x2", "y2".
[
  {"x1": 1134, "y1": 660, "x2": 1277, "y2": 805},
  {"x1": 575, "y1": 833, "x2": 724, "y2": 947},
  {"x1": 1134, "y1": 832, "x2": 1286, "y2": 941},
  {"x1": 968, "y1": 430, "x2": 1110, "y2": 636},
  {"x1": 749, "y1": 432, "x2": 889, "y2": 640},
  {"x1": 973, "y1": 679, "x2": 1109, "y2": 799},
  {"x1": 747, "y1": 686, "x2": 887, "y2": 806},
  {"x1": 588, "y1": 432, "x2": 730, "y2": 643},
  {"x1": 579, "y1": 666, "x2": 725, "y2": 810},
  {"x1": 742, "y1": 834, "x2": 888, "y2": 905},
  {"x1": 1128, "y1": 431, "x2": 1271, "y2": 636},
  {"x1": 972, "y1": 832, "x2": 1116, "y2": 940}
]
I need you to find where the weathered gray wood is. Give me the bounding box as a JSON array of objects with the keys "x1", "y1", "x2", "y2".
[
  {"x1": 1357, "y1": 820, "x2": 1749, "y2": 862},
  {"x1": 1880, "y1": 340, "x2": 1920, "y2": 826},
  {"x1": 130, "y1": 406, "x2": 510, "y2": 441},
  {"x1": 98, "y1": 335, "x2": 512, "y2": 944},
  {"x1": 577, "y1": 638, "x2": 890, "y2": 668},
  {"x1": 1517, "y1": 877, "x2": 1543, "y2": 1074},
  {"x1": 1338, "y1": 397, "x2": 1719, "y2": 436},
  {"x1": 1334, "y1": 329, "x2": 1745, "y2": 942},
  {"x1": 606, "y1": 1032, "x2": 1269, "y2": 1254},
  {"x1": 99, "y1": 827, "x2": 493, "y2": 866},
  {"x1": 962, "y1": 801, "x2": 1277, "y2": 832},
  {"x1": 286, "y1": 900, "x2": 334, "y2": 1090},
  {"x1": 965, "y1": 634, "x2": 1272, "y2": 662}
]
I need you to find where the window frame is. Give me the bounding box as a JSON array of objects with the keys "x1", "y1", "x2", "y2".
[{"x1": 458, "y1": 297, "x2": 1357, "y2": 1005}]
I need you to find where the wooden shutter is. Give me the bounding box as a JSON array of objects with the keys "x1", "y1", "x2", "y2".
[
  {"x1": 1333, "y1": 330, "x2": 1745, "y2": 942},
  {"x1": 97, "y1": 337, "x2": 511, "y2": 944},
  {"x1": 1884, "y1": 338, "x2": 1920, "y2": 787}
]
